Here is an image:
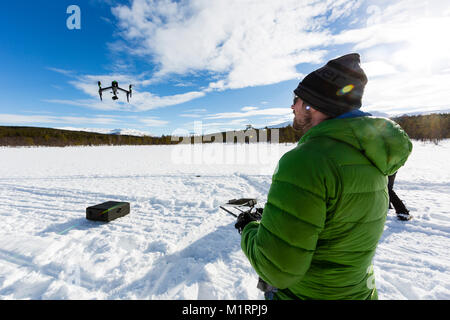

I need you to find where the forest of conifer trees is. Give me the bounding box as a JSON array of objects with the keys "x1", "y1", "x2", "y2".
[{"x1": 0, "y1": 113, "x2": 448, "y2": 147}]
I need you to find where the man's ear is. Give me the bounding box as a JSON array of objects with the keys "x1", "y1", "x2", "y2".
[{"x1": 310, "y1": 106, "x2": 331, "y2": 120}]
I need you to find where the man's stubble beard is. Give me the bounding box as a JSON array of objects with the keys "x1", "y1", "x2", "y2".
[{"x1": 293, "y1": 110, "x2": 312, "y2": 136}]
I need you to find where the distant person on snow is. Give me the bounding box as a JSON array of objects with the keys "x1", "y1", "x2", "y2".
[
  {"x1": 234, "y1": 53, "x2": 412, "y2": 300},
  {"x1": 388, "y1": 172, "x2": 412, "y2": 221}
]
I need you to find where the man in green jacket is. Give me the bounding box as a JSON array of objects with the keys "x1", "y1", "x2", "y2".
[{"x1": 236, "y1": 53, "x2": 412, "y2": 300}]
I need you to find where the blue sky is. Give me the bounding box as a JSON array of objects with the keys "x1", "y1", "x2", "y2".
[{"x1": 1, "y1": 0, "x2": 449, "y2": 136}]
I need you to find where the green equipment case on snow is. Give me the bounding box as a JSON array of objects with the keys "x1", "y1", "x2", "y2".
[{"x1": 86, "y1": 201, "x2": 130, "y2": 222}]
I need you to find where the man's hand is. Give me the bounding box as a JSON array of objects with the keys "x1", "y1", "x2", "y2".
[{"x1": 235, "y1": 208, "x2": 263, "y2": 234}]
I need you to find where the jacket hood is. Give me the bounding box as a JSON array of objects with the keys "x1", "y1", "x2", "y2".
[{"x1": 299, "y1": 116, "x2": 413, "y2": 175}]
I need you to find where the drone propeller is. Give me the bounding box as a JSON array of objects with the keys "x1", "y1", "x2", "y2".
[{"x1": 98, "y1": 81, "x2": 103, "y2": 101}]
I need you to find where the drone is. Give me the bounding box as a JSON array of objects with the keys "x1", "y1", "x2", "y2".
[{"x1": 98, "y1": 81, "x2": 133, "y2": 102}]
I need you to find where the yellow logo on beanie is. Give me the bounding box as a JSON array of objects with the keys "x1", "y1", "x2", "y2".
[{"x1": 337, "y1": 84, "x2": 355, "y2": 96}]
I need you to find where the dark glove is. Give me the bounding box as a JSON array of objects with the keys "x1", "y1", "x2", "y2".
[
  {"x1": 257, "y1": 277, "x2": 278, "y2": 293},
  {"x1": 234, "y1": 208, "x2": 263, "y2": 234}
]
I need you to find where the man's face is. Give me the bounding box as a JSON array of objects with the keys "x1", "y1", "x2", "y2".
[{"x1": 291, "y1": 96, "x2": 312, "y2": 135}]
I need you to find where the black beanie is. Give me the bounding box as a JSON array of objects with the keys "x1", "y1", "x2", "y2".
[{"x1": 294, "y1": 53, "x2": 368, "y2": 118}]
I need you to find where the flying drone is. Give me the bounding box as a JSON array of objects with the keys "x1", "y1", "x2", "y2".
[{"x1": 98, "y1": 81, "x2": 133, "y2": 102}]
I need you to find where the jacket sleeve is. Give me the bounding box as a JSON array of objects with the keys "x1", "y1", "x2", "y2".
[{"x1": 241, "y1": 145, "x2": 336, "y2": 289}]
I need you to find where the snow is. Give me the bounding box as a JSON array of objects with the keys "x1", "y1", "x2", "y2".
[{"x1": 0, "y1": 140, "x2": 449, "y2": 300}]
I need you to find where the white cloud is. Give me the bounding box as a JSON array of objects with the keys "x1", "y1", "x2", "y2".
[
  {"x1": 241, "y1": 106, "x2": 258, "y2": 112},
  {"x1": 131, "y1": 90, "x2": 205, "y2": 111},
  {"x1": 361, "y1": 61, "x2": 398, "y2": 78},
  {"x1": 206, "y1": 107, "x2": 292, "y2": 120},
  {"x1": 363, "y1": 72, "x2": 450, "y2": 114},
  {"x1": 187, "y1": 108, "x2": 207, "y2": 113},
  {"x1": 45, "y1": 73, "x2": 205, "y2": 112},
  {"x1": 45, "y1": 66, "x2": 206, "y2": 111},
  {"x1": 179, "y1": 108, "x2": 208, "y2": 118},
  {"x1": 331, "y1": 0, "x2": 450, "y2": 114},
  {"x1": 46, "y1": 0, "x2": 450, "y2": 119},
  {"x1": 46, "y1": 67, "x2": 74, "y2": 76},
  {"x1": 332, "y1": 1, "x2": 450, "y2": 74},
  {"x1": 179, "y1": 114, "x2": 203, "y2": 118},
  {"x1": 112, "y1": 0, "x2": 361, "y2": 90},
  {"x1": 181, "y1": 118, "x2": 251, "y2": 134},
  {"x1": 177, "y1": 106, "x2": 295, "y2": 133},
  {"x1": 110, "y1": 0, "x2": 450, "y2": 116},
  {"x1": 138, "y1": 117, "x2": 169, "y2": 127},
  {"x1": 44, "y1": 99, "x2": 127, "y2": 111},
  {"x1": 178, "y1": 106, "x2": 294, "y2": 130},
  {"x1": 0, "y1": 113, "x2": 168, "y2": 128},
  {"x1": 0, "y1": 114, "x2": 120, "y2": 126}
]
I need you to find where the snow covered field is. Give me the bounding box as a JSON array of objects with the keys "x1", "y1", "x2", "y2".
[{"x1": 0, "y1": 140, "x2": 449, "y2": 300}]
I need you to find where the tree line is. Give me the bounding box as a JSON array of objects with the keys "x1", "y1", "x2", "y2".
[
  {"x1": 0, "y1": 127, "x2": 179, "y2": 147},
  {"x1": 0, "y1": 113, "x2": 448, "y2": 147},
  {"x1": 390, "y1": 113, "x2": 449, "y2": 143}
]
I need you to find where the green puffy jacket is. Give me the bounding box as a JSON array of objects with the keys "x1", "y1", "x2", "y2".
[{"x1": 241, "y1": 116, "x2": 412, "y2": 300}]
